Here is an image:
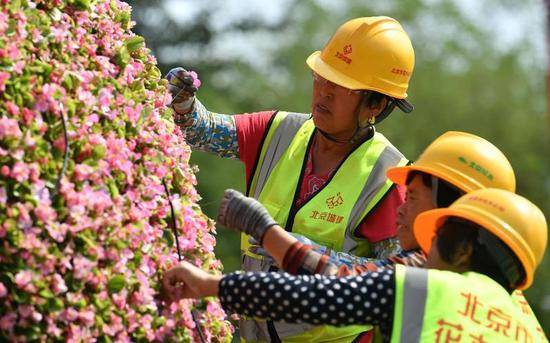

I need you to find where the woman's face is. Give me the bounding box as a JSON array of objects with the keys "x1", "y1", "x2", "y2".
[
  {"x1": 425, "y1": 236, "x2": 448, "y2": 269},
  {"x1": 397, "y1": 174, "x2": 436, "y2": 250},
  {"x1": 311, "y1": 72, "x2": 365, "y2": 139}
]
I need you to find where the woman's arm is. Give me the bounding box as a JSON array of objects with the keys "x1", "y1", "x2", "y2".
[
  {"x1": 161, "y1": 263, "x2": 395, "y2": 341},
  {"x1": 218, "y1": 268, "x2": 395, "y2": 329},
  {"x1": 217, "y1": 189, "x2": 426, "y2": 277},
  {"x1": 175, "y1": 99, "x2": 240, "y2": 159},
  {"x1": 166, "y1": 67, "x2": 240, "y2": 159},
  {"x1": 161, "y1": 261, "x2": 395, "y2": 330}
]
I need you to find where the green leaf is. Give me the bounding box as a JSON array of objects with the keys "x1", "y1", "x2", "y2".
[
  {"x1": 92, "y1": 145, "x2": 106, "y2": 159},
  {"x1": 77, "y1": 232, "x2": 97, "y2": 250},
  {"x1": 107, "y1": 275, "x2": 125, "y2": 294},
  {"x1": 47, "y1": 298, "x2": 64, "y2": 312},
  {"x1": 163, "y1": 228, "x2": 175, "y2": 248},
  {"x1": 39, "y1": 288, "x2": 54, "y2": 299},
  {"x1": 69, "y1": 0, "x2": 91, "y2": 10},
  {"x1": 125, "y1": 36, "x2": 145, "y2": 53},
  {"x1": 48, "y1": 8, "x2": 62, "y2": 21},
  {"x1": 74, "y1": 298, "x2": 87, "y2": 310},
  {"x1": 106, "y1": 178, "x2": 119, "y2": 198},
  {"x1": 114, "y1": 46, "x2": 131, "y2": 68}
]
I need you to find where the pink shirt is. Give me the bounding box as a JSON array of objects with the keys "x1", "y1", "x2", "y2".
[{"x1": 234, "y1": 111, "x2": 404, "y2": 243}]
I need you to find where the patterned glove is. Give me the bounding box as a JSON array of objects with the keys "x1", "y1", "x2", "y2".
[
  {"x1": 165, "y1": 67, "x2": 201, "y2": 114},
  {"x1": 217, "y1": 189, "x2": 278, "y2": 244}
]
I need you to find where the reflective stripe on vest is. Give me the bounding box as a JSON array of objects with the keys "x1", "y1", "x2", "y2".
[
  {"x1": 391, "y1": 265, "x2": 547, "y2": 343},
  {"x1": 240, "y1": 111, "x2": 407, "y2": 342},
  {"x1": 252, "y1": 112, "x2": 309, "y2": 199},
  {"x1": 343, "y1": 145, "x2": 405, "y2": 253},
  {"x1": 399, "y1": 267, "x2": 428, "y2": 343}
]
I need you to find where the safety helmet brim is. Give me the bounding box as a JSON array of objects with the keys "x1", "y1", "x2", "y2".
[{"x1": 387, "y1": 164, "x2": 473, "y2": 193}]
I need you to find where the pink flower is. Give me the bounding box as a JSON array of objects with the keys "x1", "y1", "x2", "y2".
[
  {"x1": 0, "y1": 71, "x2": 9, "y2": 92},
  {"x1": 0, "y1": 282, "x2": 7, "y2": 297},
  {"x1": 35, "y1": 203, "x2": 57, "y2": 223},
  {"x1": 15, "y1": 270, "x2": 32, "y2": 289},
  {"x1": 13, "y1": 60, "x2": 25, "y2": 74},
  {"x1": 72, "y1": 255, "x2": 95, "y2": 280},
  {"x1": 0, "y1": 116, "x2": 22, "y2": 139},
  {"x1": 52, "y1": 274, "x2": 68, "y2": 294},
  {"x1": 207, "y1": 300, "x2": 226, "y2": 318},
  {"x1": 5, "y1": 101, "x2": 19, "y2": 115},
  {"x1": 188, "y1": 70, "x2": 201, "y2": 88},
  {"x1": 31, "y1": 28, "x2": 43, "y2": 43},
  {"x1": 0, "y1": 12, "x2": 7, "y2": 34},
  {"x1": 18, "y1": 305, "x2": 33, "y2": 318},
  {"x1": 21, "y1": 108, "x2": 36, "y2": 124},
  {"x1": 60, "y1": 307, "x2": 79, "y2": 323},
  {"x1": 74, "y1": 163, "x2": 95, "y2": 181},
  {"x1": 112, "y1": 291, "x2": 127, "y2": 309},
  {"x1": 7, "y1": 43, "x2": 20, "y2": 59},
  {"x1": 98, "y1": 88, "x2": 112, "y2": 109},
  {"x1": 46, "y1": 222, "x2": 67, "y2": 243},
  {"x1": 78, "y1": 310, "x2": 95, "y2": 326},
  {"x1": 51, "y1": 23, "x2": 69, "y2": 43},
  {"x1": 0, "y1": 313, "x2": 16, "y2": 331},
  {"x1": 124, "y1": 104, "x2": 142, "y2": 124},
  {"x1": 47, "y1": 318, "x2": 62, "y2": 336},
  {"x1": 0, "y1": 187, "x2": 6, "y2": 204},
  {"x1": 11, "y1": 161, "x2": 30, "y2": 182}
]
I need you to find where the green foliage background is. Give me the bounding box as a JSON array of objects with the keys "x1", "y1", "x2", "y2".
[{"x1": 127, "y1": 0, "x2": 550, "y2": 334}]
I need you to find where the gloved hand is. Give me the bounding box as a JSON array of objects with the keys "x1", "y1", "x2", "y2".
[
  {"x1": 217, "y1": 189, "x2": 278, "y2": 245},
  {"x1": 165, "y1": 67, "x2": 201, "y2": 114}
]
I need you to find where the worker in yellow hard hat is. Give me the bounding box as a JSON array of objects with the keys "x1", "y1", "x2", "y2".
[
  {"x1": 209, "y1": 131, "x2": 540, "y2": 341},
  {"x1": 166, "y1": 16, "x2": 415, "y2": 342},
  {"x1": 161, "y1": 189, "x2": 548, "y2": 342},
  {"x1": 208, "y1": 131, "x2": 517, "y2": 278}
]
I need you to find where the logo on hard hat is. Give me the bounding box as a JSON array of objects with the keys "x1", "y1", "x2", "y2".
[
  {"x1": 458, "y1": 156, "x2": 494, "y2": 181},
  {"x1": 467, "y1": 195, "x2": 505, "y2": 212},
  {"x1": 343, "y1": 44, "x2": 352, "y2": 55},
  {"x1": 335, "y1": 45, "x2": 353, "y2": 64},
  {"x1": 391, "y1": 68, "x2": 411, "y2": 77}
]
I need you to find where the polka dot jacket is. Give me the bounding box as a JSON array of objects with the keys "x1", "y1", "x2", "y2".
[{"x1": 219, "y1": 269, "x2": 395, "y2": 342}]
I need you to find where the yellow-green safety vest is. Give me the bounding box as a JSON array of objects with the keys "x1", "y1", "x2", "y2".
[
  {"x1": 392, "y1": 265, "x2": 547, "y2": 342},
  {"x1": 240, "y1": 111, "x2": 408, "y2": 342}
]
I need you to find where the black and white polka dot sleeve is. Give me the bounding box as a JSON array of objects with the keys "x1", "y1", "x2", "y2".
[{"x1": 218, "y1": 268, "x2": 395, "y2": 329}]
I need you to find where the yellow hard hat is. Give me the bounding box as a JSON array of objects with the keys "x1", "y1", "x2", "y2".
[
  {"x1": 387, "y1": 131, "x2": 516, "y2": 193},
  {"x1": 414, "y1": 189, "x2": 548, "y2": 290},
  {"x1": 306, "y1": 16, "x2": 415, "y2": 112}
]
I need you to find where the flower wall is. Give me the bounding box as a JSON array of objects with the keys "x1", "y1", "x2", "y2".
[{"x1": 0, "y1": 0, "x2": 232, "y2": 341}]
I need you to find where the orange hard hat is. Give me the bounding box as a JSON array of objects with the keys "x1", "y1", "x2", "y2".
[{"x1": 414, "y1": 189, "x2": 547, "y2": 290}]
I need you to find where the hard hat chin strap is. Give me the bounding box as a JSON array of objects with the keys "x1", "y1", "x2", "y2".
[
  {"x1": 476, "y1": 229, "x2": 524, "y2": 289},
  {"x1": 373, "y1": 99, "x2": 397, "y2": 124}
]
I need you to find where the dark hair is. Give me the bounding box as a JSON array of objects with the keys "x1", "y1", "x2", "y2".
[
  {"x1": 436, "y1": 217, "x2": 525, "y2": 292},
  {"x1": 405, "y1": 171, "x2": 432, "y2": 188},
  {"x1": 405, "y1": 171, "x2": 464, "y2": 207},
  {"x1": 361, "y1": 90, "x2": 388, "y2": 109}
]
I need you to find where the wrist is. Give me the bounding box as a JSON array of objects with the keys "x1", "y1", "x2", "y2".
[
  {"x1": 172, "y1": 98, "x2": 195, "y2": 115},
  {"x1": 200, "y1": 274, "x2": 222, "y2": 297}
]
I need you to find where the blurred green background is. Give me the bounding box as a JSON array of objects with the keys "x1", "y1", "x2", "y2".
[{"x1": 126, "y1": 0, "x2": 550, "y2": 333}]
